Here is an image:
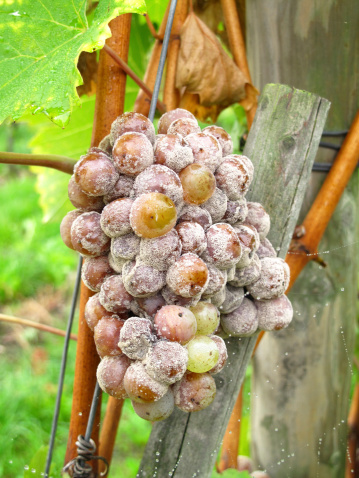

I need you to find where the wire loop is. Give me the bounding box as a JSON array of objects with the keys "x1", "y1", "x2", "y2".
[{"x1": 62, "y1": 435, "x2": 109, "y2": 477}]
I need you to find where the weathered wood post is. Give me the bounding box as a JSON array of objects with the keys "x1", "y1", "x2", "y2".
[
  {"x1": 246, "y1": 2, "x2": 358, "y2": 476},
  {"x1": 137, "y1": 83, "x2": 330, "y2": 478}
]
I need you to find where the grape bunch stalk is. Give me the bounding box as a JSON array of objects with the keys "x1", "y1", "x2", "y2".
[{"x1": 60, "y1": 108, "x2": 293, "y2": 422}]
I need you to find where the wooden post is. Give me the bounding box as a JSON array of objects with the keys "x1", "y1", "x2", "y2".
[
  {"x1": 64, "y1": 14, "x2": 132, "y2": 471},
  {"x1": 137, "y1": 83, "x2": 329, "y2": 478},
  {"x1": 246, "y1": 2, "x2": 358, "y2": 476}
]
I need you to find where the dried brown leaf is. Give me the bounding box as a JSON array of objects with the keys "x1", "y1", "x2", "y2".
[
  {"x1": 77, "y1": 51, "x2": 98, "y2": 97},
  {"x1": 176, "y1": 12, "x2": 247, "y2": 108},
  {"x1": 179, "y1": 91, "x2": 224, "y2": 123}
]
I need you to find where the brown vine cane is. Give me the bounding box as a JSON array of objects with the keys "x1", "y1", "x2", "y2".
[{"x1": 64, "y1": 14, "x2": 132, "y2": 474}]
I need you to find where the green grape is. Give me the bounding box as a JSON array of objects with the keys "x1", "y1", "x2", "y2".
[
  {"x1": 186, "y1": 335, "x2": 219, "y2": 373},
  {"x1": 190, "y1": 302, "x2": 220, "y2": 335}
]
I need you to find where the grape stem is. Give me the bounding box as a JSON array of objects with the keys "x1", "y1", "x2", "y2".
[
  {"x1": 103, "y1": 44, "x2": 166, "y2": 114},
  {"x1": 0, "y1": 151, "x2": 75, "y2": 174},
  {"x1": 0, "y1": 313, "x2": 77, "y2": 341}
]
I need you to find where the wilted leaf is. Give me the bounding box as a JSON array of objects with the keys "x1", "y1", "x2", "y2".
[
  {"x1": 0, "y1": 0, "x2": 146, "y2": 127},
  {"x1": 180, "y1": 91, "x2": 224, "y2": 123},
  {"x1": 176, "y1": 12, "x2": 248, "y2": 108},
  {"x1": 77, "y1": 52, "x2": 98, "y2": 97}
]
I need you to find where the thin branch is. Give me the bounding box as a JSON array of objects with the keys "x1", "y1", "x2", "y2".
[
  {"x1": 163, "y1": 0, "x2": 188, "y2": 111},
  {"x1": 0, "y1": 151, "x2": 75, "y2": 174},
  {"x1": 144, "y1": 13, "x2": 160, "y2": 39},
  {"x1": 103, "y1": 44, "x2": 166, "y2": 114},
  {"x1": 0, "y1": 313, "x2": 77, "y2": 341},
  {"x1": 220, "y1": 0, "x2": 257, "y2": 128},
  {"x1": 134, "y1": 3, "x2": 171, "y2": 116}
]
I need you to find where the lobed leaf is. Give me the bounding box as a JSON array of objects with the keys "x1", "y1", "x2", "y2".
[{"x1": 0, "y1": 0, "x2": 146, "y2": 127}]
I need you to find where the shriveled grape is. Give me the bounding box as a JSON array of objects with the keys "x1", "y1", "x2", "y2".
[
  {"x1": 111, "y1": 232, "x2": 140, "y2": 261},
  {"x1": 245, "y1": 202, "x2": 270, "y2": 240},
  {"x1": 166, "y1": 253, "x2": 209, "y2": 298},
  {"x1": 144, "y1": 340, "x2": 188, "y2": 384},
  {"x1": 110, "y1": 111, "x2": 155, "y2": 145},
  {"x1": 71, "y1": 211, "x2": 110, "y2": 257},
  {"x1": 100, "y1": 198, "x2": 133, "y2": 238},
  {"x1": 68, "y1": 176, "x2": 104, "y2": 211},
  {"x1": 124, "y1": 362, "x2": 168, "y2": 403},
  {"x1": 60, "y1": 210, "x2": 82, "y2": 250},
  {"x1": 167, "y1": 117, "x2": 201, "y2": 137},
  {"x1": 219, "y1": 285, "x2": 245, "y2": 314},
  {"x1": 186, "y1": 132, "x2": 222, "y2": 172},
  {"x1": 208, "y1": 336, "x2": 228, "y2": 374},
  {"x1": 202, "y1": 223, "x2": 242, "y2": 270},
  {"x1": 247, "y1": 257, "x2": 290, "y2": 300},
  {"x1": 175, "y1": 221, "x2": 207, "y2": 255},
  {"x1": 133, "y1": 165, "x2": 183, "y2": 208},
  {"x1": 139, "y1": 229, "x2": 182, "y2": 271},
  {"x1": 118, "y1": 317, "x2": 155, "y2": 360},
  {"x1": 81, "y1": 255, "x2": 114, "y2": 292},
  {"x1": 154, "y1": 134, "x2": 194, "y2": 172},
  {"x1": 122, "y1": 260, "x2": 166, "y2": 297},
  {"x1": 178, "y1": 205, "x2": 212, "y2": 231},
  {"x1": 173, "y1": 372, "x2": 216, "y2": 412},
  {"x1": 200, "y1": 189, "x2": 227, "y2": 224},
  {"x1": 103, "y1": 174, "x2": 134, "y2": 204},
  {"x1": 112, "y1": 132, "x2": 154, "y2": 176},
  {"x1": 221, "y1": 298, "x2": 258, "y2": 337},
  {"x1": 255, "y1": 294, "x2": 293, "y2": 331},
  {"x1": 215, "y1": 155, "x2": 252, "y2": 200},
  {"x1": 202, "y1": 125, "x2": 233, "y2": 156},
  {"x1": 132, "y1": 390, "x2": 175, "y2": 422},
  {"x1": 97, "y1": 354, "x2": 131, "y2": 399},
  {"x1": 158, "y1": 108, "x2": 196, "y2": 134},
  {"x1": 99, "y1": 275, "x2": 133, "y2": 313},
  {"x1": 94, "y1": 317, "x2": 125, "y2": 358},
  {"x1": 74, "y1": 151, "x2": 118, "y2": 196},
  {"x1": 229, "y1": 253, "x2": 261, "y2": 287},
  {"x1": 84, "y1": 293, "x2": 114, "y2": 331}
]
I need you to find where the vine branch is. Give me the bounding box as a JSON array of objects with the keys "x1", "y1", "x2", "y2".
[
  {"x1": 0, "y1": 151, "x2": 75, "y2": 174},
  {"x1": 103, "y1": 44, "x2": 166, "y2": 114},
  {"x1": 0, "y1": 313, "x2": 77, "y2": 341}
]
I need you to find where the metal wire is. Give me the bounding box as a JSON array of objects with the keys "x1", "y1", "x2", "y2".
[
  {"x1": 62, "y1": 383, "x2": 108, "y2": 477},
  {"x1": 44, "y1": 255, "x2": 83, "y2": 477},
  {"x1": 148, "y1": 0, "x2": 179, "y2": 122}
]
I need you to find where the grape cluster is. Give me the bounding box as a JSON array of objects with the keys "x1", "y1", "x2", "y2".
[{"x1": 60, "y1": 109, "x2": 293, "y2": 421}]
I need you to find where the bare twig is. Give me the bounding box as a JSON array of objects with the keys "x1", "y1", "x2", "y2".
[
  {"x1": 144, "y1": 14, "x2": 160, "y2": 39},
  {"x1": 0, "y1": 313, "x2": 77, "y2": 341},
  {"x1": 163, "y1": 0, "x2": 188, "y2": 111},
  {"x1": 0, "y1": 151, "x2": 75, "y2": 174},
  {"x1": 134, "y1": 3, "x2": 171, "y2": 116},
  {"x1": 220, "y1": 0, "x2": 257, "y2": 128},
  {"x1": 103, "y1": 44, "x2": 166, "y2": 114}
]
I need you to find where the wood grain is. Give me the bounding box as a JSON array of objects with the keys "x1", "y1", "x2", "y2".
[
  {"x1": 137, "y1": 83, "x2": 329, "y2": 478},
  {"x1": 246, "y1": 2, "x2": 358, "y2": 476}
]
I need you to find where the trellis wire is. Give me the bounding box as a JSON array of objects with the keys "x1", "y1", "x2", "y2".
[
  {"x1": 148, "y1": 0, "x2": 178, "y2": 122},
  {"x1": 44, "y1": 256, "x2": 83, "y2": 477},
  {"x1": 59, "y1": 1, "x2": 178, "y2": 476}
]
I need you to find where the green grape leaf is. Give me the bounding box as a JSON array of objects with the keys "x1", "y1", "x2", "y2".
[
  {"x1": 29, "y1": 95, "x2": 95, "y2": 222},
  {"x1": 0, "y1": 0, "x2": 146, "y2": 127}
]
